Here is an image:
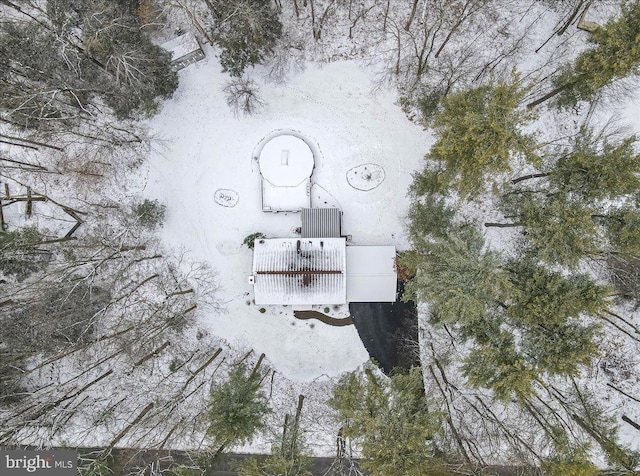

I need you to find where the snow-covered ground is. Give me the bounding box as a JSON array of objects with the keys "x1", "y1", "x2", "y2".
[{"x1": 143, "y1": 52, "x2": 433, "y2": 382}]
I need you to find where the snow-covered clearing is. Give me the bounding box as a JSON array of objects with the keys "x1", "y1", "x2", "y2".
[{"x1": 143, "y1": 52, "x2": 432, "y2": 382}]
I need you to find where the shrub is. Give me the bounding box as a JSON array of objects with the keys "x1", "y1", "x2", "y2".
[
  {"x1": 243, "y1": 232, "x2": 266, "y2": 249},
  {"x1": 133, "y1": 199, "x2": 166, "y2": 230}
]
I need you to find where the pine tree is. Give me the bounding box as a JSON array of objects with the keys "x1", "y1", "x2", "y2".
[
  {"x1": 462, "y1": 330, "x2": 537, "y2": 401},
  {"x1": 505, "y1": 258, "x2": 605, "y2": 377},
  {"x1": 405, "y1": 213, "x2": 609, "y2": 397},
  {"x1": 547, "y1": 130, "x2": 640, "y2": 201},
  {"x1": 506, "y1": 257, "x2": 608, "y2": 326},
  {"x1": 206, "y1": 363, "x2": 271, "y2": 454},
  {"x1": 426, "y1": 74, "x2": 538, "y2": 197},
  {"x1": 329, "y1": 367, "x2": 448, "y2": 476},
  {"x1": 541, "y1": 455, "x2": 600, "y2": 476},
  {"x1": 209, "y1": 0, "x2": 283, "y2": 77},
  {"x1": 0, "y1": 226, "x2": 51, "y2": 281},
  {"x1": 494, "y1": 129, "x2": 640, "y2": 265},
  {"x1": 404, "y1": 224, "x2": 510, "y2": 333},
  {"x1": 405, "y1": 194, "x2": 455, "y2": 242},
  {"x1": 603, "y1": 207, "x2": 640, "y2": 256},
  {"x1": 493, "y1": 192, "x2": 599, "y2": 267},
  {"x1": 536, "y1": 1, "x2": 640, "y2": 108}
]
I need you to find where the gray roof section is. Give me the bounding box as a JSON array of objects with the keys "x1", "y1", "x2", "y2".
[{"x1": 301, "y1": 208, "x2": 342, "y2": 238}]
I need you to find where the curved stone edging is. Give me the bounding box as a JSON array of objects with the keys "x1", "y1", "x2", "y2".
[
  {"x1": 293, "y1": 310, "x2": 354, "y2": 327},
  {"x1": 346, "y1": 163, "x2": 385, "y2": 191},
  {"x1": 214, "y1": 189, "x2": 239, "y2": 207}
]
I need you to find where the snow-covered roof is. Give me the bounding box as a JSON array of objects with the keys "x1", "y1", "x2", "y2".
[
  {"x1": 161, "y1": 34, "x2": 201, "y2": 61},
  {"x1": 259, "y1": 135, "x2": 314, "y2": 187},
  {"x1": 252, "y1": 238, "x2": 347, "y2": 305},
  {"x1": 346, "y1": 246, "x2": 397, "y2": 302},
  {"x1": 262, "y1": 179, "x2": 310, "y2": 212}
]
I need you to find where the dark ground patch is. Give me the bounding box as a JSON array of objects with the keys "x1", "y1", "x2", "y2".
[
  {"x1": 349, "y1": 281, "x2": 420, "y2": 374},
  {"x1": 293, "y1": 310, "x2": 353, "y2": 326}
]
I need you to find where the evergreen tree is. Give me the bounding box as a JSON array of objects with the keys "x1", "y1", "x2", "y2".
[
  {"x1": 209, "y1": 0, "x2": 283, "y2": 77},
  {"x1": 206, "y1": 363, "x2": 271, "y2": 454},
  {"x1": 541, "y1": 455, "x2": 599, "y2": 476},
  {"x1": 462, "y1": 329, "x2": 536, "y2": 401},
  {"x1": 496, "y1": 186, "x2": 640, "y2": 266},
  {"x1": 537, "y1": 0, "x2": 640, "y2": 108},
  {"x1": 423, "y1": 75, "x2": 537, "y2": 197},
  {"x1": 505, "y1": 257, "x2": 608, "y2": 326},
  {"x1": 603, "y1": 207, "x2": 640, "y2": 256},
  {"x1": 493, "y1": 192, "x2": 599, "y2": 267},
  {"x1": 405, "y1": 213, "x2": 609, "y2": 398},
  {"x1": 549, "y1": 131, "x2": 640, "y2": 201},
  {"x1": 506, "y1": 258, "x2": 606, "y2": 377},
  {"x1": 404, "y1": 224, "x2": 510, "y2": 335},
  {"x1": 494, "y1": 128, "x2": 640, "y2": 265},
  {"x1": 405, "y1": 194, "x2": 456, "y2": 242},
  {"x1": 329, "y1": 367, "x2": 448, "y2": 476},
  {"x1": 132, "y1": 199, "x2": 167, "y2": 230},
  {"x1": 0, "y1": 226, "x2": 51, "y2": 281}
]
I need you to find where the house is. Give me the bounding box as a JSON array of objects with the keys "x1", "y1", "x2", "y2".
[
  {"x1": 251, "y1": 209, "x2": 397, "y2": 307},
  {"x1": 161, "y1": 34, "x2": 205, "y2": 71},
  {"x1": 252, "y1": 237, "x2": 347, "y2": 306},
  {"x1": 258, "y1": 134, "x2": 314, "y2": 212}
]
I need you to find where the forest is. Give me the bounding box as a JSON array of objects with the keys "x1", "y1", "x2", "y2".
[{"x1": 1, "y1": 0, "x2": 640, "y2": 475}]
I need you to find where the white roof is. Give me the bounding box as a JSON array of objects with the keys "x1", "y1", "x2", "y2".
[
  {"x1": 346, "y1": 246, "x2": 397, "y2": 302},
  {"x1": 161, "y1": 34, "x2": 201, "y2": 60},
  {"x1": 259, "y1": 135, "x2": 314, "y2": 187},
  {"x1": 253, "y1": 238, "x2": 347, "y2": 305},
  {"x1": 262, "y1": 178, "x2": 310, "y2": 212}
]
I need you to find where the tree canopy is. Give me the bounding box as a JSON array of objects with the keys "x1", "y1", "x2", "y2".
[
  {"x1": 417, "y1": 74, "x2": 537, "y2": 198},
  {"x1": 206, "y1": 363, "x2": 271, "y2": 451},
  {"x1": 552, "y1": 0, "x2": 640, "y2": 108},
  {"x1": 329, "y1": 367, "x2": 448, "y2": 475},
  {"x1": 209, "y1": 0, "x2": 283, "y2": 77},
  {"x1": 0, "y1": 0, "x2": 177, "y2": 122}
]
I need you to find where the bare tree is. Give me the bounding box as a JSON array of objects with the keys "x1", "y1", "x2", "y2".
[{"x1": 223, "y1": 78, "x2": 266, "y2": 116}]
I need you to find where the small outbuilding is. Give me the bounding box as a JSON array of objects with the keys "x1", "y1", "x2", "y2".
[
  {"x1": 161, "y1": 34, "x2": 205, "y2": 71},
  {"x1": 259, "y1": 135, "x2": 314, "y2": 212}
]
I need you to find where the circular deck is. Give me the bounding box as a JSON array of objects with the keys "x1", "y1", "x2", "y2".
[{"x1": 259, "y1": 135, "x2": 314, "y2": 186}]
